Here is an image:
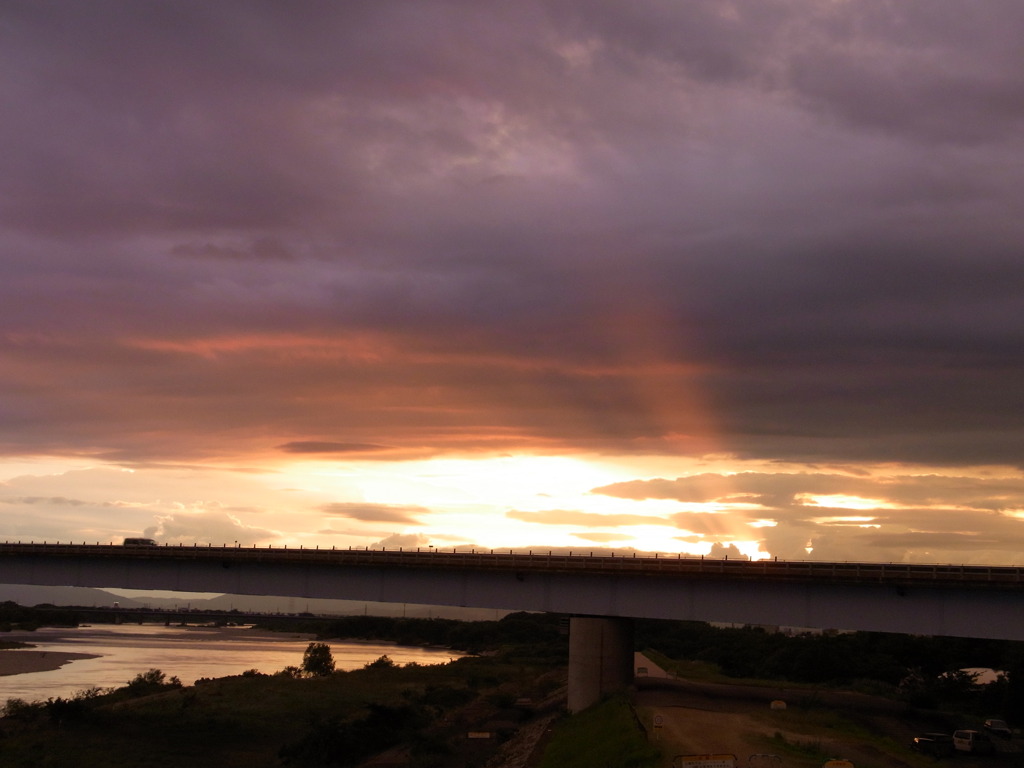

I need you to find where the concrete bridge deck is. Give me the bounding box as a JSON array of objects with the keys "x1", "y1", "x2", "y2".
[
  {"x1": 3, "y1": 542, "x2": 1023, "y2": 589},
  {"x1": 3, "y1": 542, "x2": 1023, "y2": 710}
]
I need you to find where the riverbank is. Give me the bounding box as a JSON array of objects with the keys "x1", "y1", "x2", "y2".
[
  {"x1": 0, "y1": 624, "x2": 463, "y2": 703},
  {"x1": 0, "y1": 624, "x2": 315, "y2": 679},
  {"x1": 0, "y1": 649, "x2": 100, "y2": 677}
]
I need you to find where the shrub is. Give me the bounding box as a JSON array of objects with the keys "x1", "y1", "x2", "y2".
[
  {"x1": 3, "y1": 697, "x2": 42, "y2": 721},
  {"x1": 302, "y1": 642, "x2": 336, "y2": 677},
  {"x1": 125, "y1": 668, "x2": 182, "y2": 697}
]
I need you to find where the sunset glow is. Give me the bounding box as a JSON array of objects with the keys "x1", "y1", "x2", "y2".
[
  {"x1": 798, "y1": 495, "x2": 892, "y2": 511},
  {"x1": 4, "y1": 3, "x2": 1024, "y2": 568}
]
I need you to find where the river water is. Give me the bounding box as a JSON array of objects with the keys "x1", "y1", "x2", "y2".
[{"x1": 0, "y1": 623, "x2": 461, "y2": 703}]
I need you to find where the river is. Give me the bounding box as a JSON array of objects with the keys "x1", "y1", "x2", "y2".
[{"x1": 0, "y1": 623, "x2": 462, "y2": 703}]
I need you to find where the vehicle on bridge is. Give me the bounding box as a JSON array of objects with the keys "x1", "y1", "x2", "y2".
[{"x1": 122, "y1": 537, "x2": 157, "y2": 546}]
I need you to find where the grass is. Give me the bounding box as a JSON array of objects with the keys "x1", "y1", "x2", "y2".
[
  {"x1": 641, "y1": 648, "x2": 841, "y2": 692},
  {"x1": 763, "y1": 730, "x2": 830, "y2": 761},
  {"x1": 642, "y1": 647, "x2": 953, "y2": 768},
  {"x1": 539, "y1": 694, "x2": 661, "y2": 768},
  {"x1": 0, "y1": 655, "x2": 563, "y2": 767},
  {"x1": 640, "y1": 648, "x2": 726, "y2": 682}
]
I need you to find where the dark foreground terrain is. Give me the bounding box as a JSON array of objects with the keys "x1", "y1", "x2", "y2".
[
  {"x1": 4, "y1": 612, "x2": 1024, "y2": 768},
  {"x1": 0, "y1": 652, "x2": 566, "y2": 768}
]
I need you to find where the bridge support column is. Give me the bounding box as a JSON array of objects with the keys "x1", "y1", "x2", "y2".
[{"x1": 567, "y1": 616, "x2": 634, "y2": 713}]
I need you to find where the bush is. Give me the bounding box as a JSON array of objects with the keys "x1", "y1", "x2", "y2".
[
  {"x1": 45, "y1": 696, "x2": 89, "y2": 726},
  {"x1": 301, "y1": 642, "x2": 336, "y2": 677},
  {"x1": 3, "y1": 697, "x2": 42, "y2": 721},
  {"x1": 125, "y1": 668, "x2": 182, "y2": 697},
  {"x1": 280, "y1": 704, "x2": 427, "y2": 767}
]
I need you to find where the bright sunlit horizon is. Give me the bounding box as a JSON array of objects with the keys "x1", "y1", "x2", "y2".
[
  {"x1": 6, "y1": 449, "x2": 1024, "y2": 568},
  {"x1": 5, "y1": 3, "x2": 1024, "y2": 569}
]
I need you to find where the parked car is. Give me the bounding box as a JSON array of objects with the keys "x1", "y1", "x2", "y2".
[
  {"x1": 984, "y1": 718, "x2": 1012, "y2": 739},
  {"x1": 953, "y1": 729, "x2": 995, "y2": 754},
  {"x1": 912, "y1": 733, "x2": 954, "y2": 757}
]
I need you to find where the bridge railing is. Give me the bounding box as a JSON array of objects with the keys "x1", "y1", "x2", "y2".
[{"x1": 1, "y1": 542, "x2": 1022, "y2": 590}]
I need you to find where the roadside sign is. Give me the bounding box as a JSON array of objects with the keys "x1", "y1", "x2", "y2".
[{"x1": 654, "y1": 715, "x2": 664, "y2": 728}]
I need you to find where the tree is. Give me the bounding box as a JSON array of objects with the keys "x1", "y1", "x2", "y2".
[
  {"x1": 301, "y1": 642, "x2": 335, "y2": 677},
  {"x1": 125, "y1": 668, "x2": 182, "y2": 696},
  {"x1": 2, "y1": 697, "x2": 42, "y2": 721}
]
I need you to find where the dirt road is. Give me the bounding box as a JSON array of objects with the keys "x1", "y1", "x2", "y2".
[{"x1": 630, "y1": 654, "x2": 1002, "y2": 768}]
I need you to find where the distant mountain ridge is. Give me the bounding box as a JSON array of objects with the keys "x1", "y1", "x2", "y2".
[
  {"x1": 0, "y1": 584, "x2": 138, "y2": 608},
  {"x1": 0, "y1": 584, "x2": 504, "y2": 620}
]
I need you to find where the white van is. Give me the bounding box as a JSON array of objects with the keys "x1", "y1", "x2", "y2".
[{"x1": 953, "y1": 729, "x2": 994, "y2": 754}]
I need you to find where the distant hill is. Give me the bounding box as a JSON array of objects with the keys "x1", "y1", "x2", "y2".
[
  {"x1": 0, "y1": 584, "x2": 145, "y2": 608},
  {"x1": 0, "y1": 584, "x2": 505, "y2": 620},
  {"x1": 199, "y1": 593, "x2": 505, "y2": 620}
]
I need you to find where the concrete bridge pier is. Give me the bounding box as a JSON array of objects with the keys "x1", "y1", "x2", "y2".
[{"x1": 567, "y1": 616, "x2": 634, "y2": 713}]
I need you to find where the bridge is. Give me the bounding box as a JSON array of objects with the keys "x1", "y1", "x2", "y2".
[{"x1": 2, "y1": 542, "x2": 1024, "y2": 710}]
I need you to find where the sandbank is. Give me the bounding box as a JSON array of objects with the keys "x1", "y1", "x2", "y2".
[{"x1": 0, "y1": 650, "x2": 100, "y2": 677}]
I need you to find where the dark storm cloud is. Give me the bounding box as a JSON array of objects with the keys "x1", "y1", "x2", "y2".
[
  {"x1": 172, "y1": 238, "x2": 295, "y2": 262},
  {"x1": 3, "y1": 1, "x2": 1024, "y2": 468},
  {"x1": 785, "y1": 3, "x2": 1024, "y2": 143},
  {"x1": 551, "y1": 0, "x2": 1024, "y2": 143}
]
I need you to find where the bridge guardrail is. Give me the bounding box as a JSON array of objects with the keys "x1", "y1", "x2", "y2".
[{"x1": 0, "y1": 542, "x2": 1021, "y2": 590}]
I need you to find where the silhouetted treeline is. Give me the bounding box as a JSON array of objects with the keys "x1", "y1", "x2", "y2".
[
  {"x1": 636, "y1": 619, "x2": 1024, "y2": 718},
  {"x1": 636, "y1": 619, "x2": 1024, "y2": 683},
  {"x1": 0, "y1": 600, "x2": 79, "y2": 631},
  {"x1": 257, "y1": 611, "x2": 567, "y2": 660},
  {"x1": 0, "y1": 602, "x2": 319, "y2": 630},
  {"x1": 8, "y1": 596, "x2": 1024, "y2": 719},
  {"x1": 1, "y1": 645, "x2": 563, "y2": 767}
]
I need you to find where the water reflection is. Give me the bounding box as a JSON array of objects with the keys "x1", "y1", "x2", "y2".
[{"x1": 0, "y1": 624, "x2": 460, "y2": 703}]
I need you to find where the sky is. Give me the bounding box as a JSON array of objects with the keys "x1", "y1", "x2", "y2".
[{"x1": 3, "y1": 1, "x2": 1024, "y2": 566}]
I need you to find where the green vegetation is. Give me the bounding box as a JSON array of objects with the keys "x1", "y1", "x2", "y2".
[
  {"x1": 735, "y1": 696, "x2": 936, "y2": 768},
  {"x1": 124, "y1": 668, "x2": 183, "y2": 695},
  {"x1": 0, "y1": 601, "x2": 78, "y2": 632},
  {"x1": 0, "y1": 613, "x2": 567, "y2": 767},
  {"x1": 637, "y1": 619, "x2": 1024, "y2": 719},
  {"x1": 539, "y1": 694, "x2": 660, "y2": 768},
  {"x1": 300, "y1": 642, "x2": 336, "y2": 677},
  {"x1": 6, "y1": 606, "x2": 1024, "y2": 766},
  {"x1": 257, "y1": 611, "x2": 568, "y2": 661},
  {"x1": 764, "y1": 729, "x2": 830, "y2": 762},
  {"x1": 0, "y1": 657, "x2": 562, "y2": 766},
  {"x1": 641, "y1": 648, "x2": 734, "y2": 684}
]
